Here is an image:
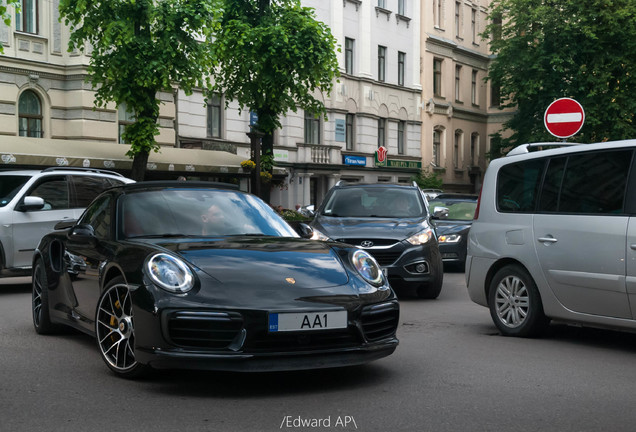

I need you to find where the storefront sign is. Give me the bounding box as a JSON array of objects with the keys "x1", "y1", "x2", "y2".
[
  {"x1": 386, "y1": 159, "x2": 422, "y2": 169},
  {"x1": 335, "y1": 119, "x2": 346, "y2": 142},
  {"x1": 343, "y1": 155, "x2": 366, "y2": 166}
]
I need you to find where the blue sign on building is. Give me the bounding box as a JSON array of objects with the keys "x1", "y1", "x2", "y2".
[
  {"x1": 343, "y1": 155, "x2": 367, "y2": 166},
  {"x1": 249, "y1": 111, "x2": 259, "y2": 127}
]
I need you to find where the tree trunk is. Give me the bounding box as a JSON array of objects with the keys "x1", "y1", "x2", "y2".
[{"x1": 130, "y1": 151, "x2": 150, "y2": 181}]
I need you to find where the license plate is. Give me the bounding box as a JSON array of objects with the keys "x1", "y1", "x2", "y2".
[{"x1": 268, "y1": 311, "x2": 347, "y2": 332}]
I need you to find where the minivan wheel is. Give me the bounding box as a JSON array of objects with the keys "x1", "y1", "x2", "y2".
[{"x1": 488, "y1": 265, "x2": 548, "y2": 337}]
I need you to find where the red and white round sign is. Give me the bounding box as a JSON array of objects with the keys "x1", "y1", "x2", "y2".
[{"x1": 544, "y1": 98, "x2": 585, "y2": 139}]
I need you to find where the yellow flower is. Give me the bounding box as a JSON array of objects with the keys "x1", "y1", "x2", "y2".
[{"x1": 241, "y1": 159, "x2": 256, "y2": 170}]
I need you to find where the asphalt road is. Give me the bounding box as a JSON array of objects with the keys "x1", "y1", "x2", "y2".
[{"x1": 3, "y1": 271, "x2": 636, "y2": 432}]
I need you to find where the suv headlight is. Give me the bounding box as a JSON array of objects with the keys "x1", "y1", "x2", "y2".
[
  {"x1": 310, "y1": 228, "x2": 331, "y2": 241},
  {"x1": 439, "y1": 234, "x2": 461, "y2": 243},
  {"x1": 350, "y1": 249, "x2": 383, "y2": 286},
  {"x1": 406, "y1": 228, "x2": 433, "y2": 245},
  {"x1": 146, "y1": 253, "x2": 194, "y2": 293}
]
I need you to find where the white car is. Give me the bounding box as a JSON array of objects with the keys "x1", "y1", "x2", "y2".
[{"x1": 0, "y1": 167, "x2": 133, "y2": 277}]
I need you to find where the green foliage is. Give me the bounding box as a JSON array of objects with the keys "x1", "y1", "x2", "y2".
[
  {"x1": 485, "y1": 0, "x2": 636, "y2": 155},
  {"x1": 209, "y1": 0, "x2": 340, "y2": 136},
  {"x1": 411, "y1": 169, "x2": 444, "y2": 190},
  {"x1": 279, "y1": 209, "x2": 311, "y2": 222},
  {"x1": 59, "y1": 0, "x2": 222, "y2": 179},
  {"x1": 0, "y1": 1, "x2": 21, "y2": 53}
]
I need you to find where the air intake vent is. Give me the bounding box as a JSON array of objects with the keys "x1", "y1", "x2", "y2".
[
  {"x1": 166, "y1": 310, "x2": 244, "y2": 349},
  {"x1": 361, "y1": 302, "x2": 399, "y2": 341}
]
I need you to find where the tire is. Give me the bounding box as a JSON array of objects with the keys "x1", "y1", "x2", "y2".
[
  {"x1": 417, "y1": 270, "x2": 444, "y2": 299},
  {"x1": 95, "y1": 276, "x2": 150, "y2": 379},
  {"x1": 32, "y1": 259, "x2": 61, "y2": 335},
  {"x1": 488, "y1": 265, "x2": 549, "y2": 337}
]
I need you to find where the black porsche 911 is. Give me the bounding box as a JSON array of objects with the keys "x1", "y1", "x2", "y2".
[{"x1": 32, "y1": 181, "x2": 399, "y2": 378}]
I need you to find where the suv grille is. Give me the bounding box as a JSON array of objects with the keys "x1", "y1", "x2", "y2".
[
  {"x1": 365, "y1": 250, "x2": 403, "y2": 266},
  {"x1": 166, "y1": 311, "x2": 244, "y2": 349},
  {"x1": 361, "y1": 302, "x2": 399, "y2": 341}
]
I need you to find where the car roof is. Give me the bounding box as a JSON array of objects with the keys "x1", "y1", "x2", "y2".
[
  {"x1": 118, "y1": 180, "x2": 240, "y2": 192},
  {"x1": 0, "y1": 167, "x2": 130, "y2": 179},
  {"x1": 334, "y1": 181, "x2": 418, "y2": 188}
]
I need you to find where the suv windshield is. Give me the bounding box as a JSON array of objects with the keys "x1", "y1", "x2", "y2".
[
  {"x1": 0, "y1": 175, "x2": 30, "y2": 207},
  {"x1": 321, "y1": 186, "x2": 424, "y2": 218}
]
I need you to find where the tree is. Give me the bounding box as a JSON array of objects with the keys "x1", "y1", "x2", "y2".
[
  {"x1": 411, "y1": 169, "x2": 444, "y2": 190},
  {"x1": 485, "y1": 0, "x2": 636, "y2": 156},
  {"x1": 209, "y1": 0, "x2": 339, "y2": 198},
  {"x1": 59, "y1": 0, "x2": 221, "y2": 180},
  {"x1": 1, "y1": 1, "x2": 21, "y2": 54}
]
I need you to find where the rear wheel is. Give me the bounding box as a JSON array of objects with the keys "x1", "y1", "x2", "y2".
[
  {"x1": 32, "y1": 259, "x2": 61, "y2": 335},
  {"x1": 95, "y1": 277, "x2": 150, "y2": 379},
  {"x1": 488, "y1": 265, "x2": 548, "y2": 337}
]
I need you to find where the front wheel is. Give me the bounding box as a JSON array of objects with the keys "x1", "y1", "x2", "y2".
[
  {"x1": 32, "y1": 259, "x2": 61, "y2": 335},
  {"x1": 488, "y1": 265, "x2": 548, "y2": 337},
  {"x1": 95, "y1": 277, "x2": 150, "y2": 379},
  {"x1": 416, "y1": 270, "x2": 443, "y2": 299}
]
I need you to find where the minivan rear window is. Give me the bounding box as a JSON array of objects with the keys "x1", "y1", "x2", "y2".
[
  {"x1": 496, "y1": 159, "x2": 545, "y2": 213},
  {"x1": 0, "y1": 175, "x2": 30, "y2": 207}
]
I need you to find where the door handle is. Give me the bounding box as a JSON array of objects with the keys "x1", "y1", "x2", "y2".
[
  {"x1": 630, "y1": 244, "x2": 636, "y2": 250},
  {"x1": 538, "y1": 237, "x2": 558, "y2": 243}
]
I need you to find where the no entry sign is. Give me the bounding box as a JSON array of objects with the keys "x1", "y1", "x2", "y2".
[{"x1": 544, "y1": 98, "x2": 585, "y2": 139}]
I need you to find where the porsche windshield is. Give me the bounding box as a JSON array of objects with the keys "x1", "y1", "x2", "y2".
[
  {"x1": 321, "y1": 186, "x2": 425, "y2": 218},
  {"x1": 120, "y1": 188, "x2": 299, "y2": 238}
]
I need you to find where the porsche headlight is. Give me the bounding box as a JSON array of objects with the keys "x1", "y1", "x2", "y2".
[
  {"x1": 310, "y1": 228, "x2": 331, "y2": 241},
  {"x1": 439, "y1": 234, "x2": 461, "y2": 243},
  {"x1": 406, "y1": 228, "x2": 433, "y2": 245},
  {"x1": 146, "y1": 253, "x2": 194, "y2": 293},
  {"x1": 351, "y1": 249, "x2": 383, "y2": 286}
]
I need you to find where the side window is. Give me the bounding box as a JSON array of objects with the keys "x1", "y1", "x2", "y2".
[
  {"x1": 559, "y1": 150, "x2": 631, "y2": 214},
  {"x1": 28, "y1": 176, "x2": 69, "y2": 210},
  {"x1": 78, "y1": 195, "x2": 112, "y2": 240},
  {"x1": 497, "y1": 159, "x2": 545, "y2": 213},
  {"x1": 538, "y1": 157, "x2": 567, "y2": 212},
  {"x1": 71, "y1": 176, "x2": 121, "y2": 208}
]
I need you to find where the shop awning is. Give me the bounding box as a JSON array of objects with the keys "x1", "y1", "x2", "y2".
[{"x1": 0, "y1": 136, "x2": 284, "y2": 175}]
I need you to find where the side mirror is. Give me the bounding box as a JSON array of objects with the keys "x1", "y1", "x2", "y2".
[
  {"x1": 296, "y1": 223, "x2": 314, "y2": 239},
  {"x1": 432, "y1": 206, "x2": 449, "y2": 219},
  {"x1": 16, "y1": 196, "x2": 45, "y2": 212},
  {"x1": 68, "y1": 224, "x2": 97, "y2": 246}
]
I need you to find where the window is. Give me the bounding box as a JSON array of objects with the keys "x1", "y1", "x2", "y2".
[
  {"x1": 398, "y1": 52, "x2": 406, "y2": 86},
  {"x1": 377, "y1": 118, "x2": 386, "y2": 148},
  {"x1": 71, "y1": 176, "x2": 122, "y2": 208},
  {"x1": 398, "y1": 121, "x2": 406, "y2": 155},
  {"x1": 18, "y1": 90, "x2": 42, "y2": 138},
  {"x1": 471, "y1": 8, "x2": 477, "y2": 43},
  {"x1": 79, "y1": 195, "x2": 112, "y2": 241},
  {"x1": 433, "y1": 130, "x2": 441, "y2": 166},
  {"x1": 455, "y1": 65, "x2": 462, "y2": 101},
  {"x1": 207, "y1": 94, "x2": 222, "y2": 138},
  {"x1": 304, "y1": 111, "x2": 320, "y2": 144},
  {"x1": 16, "y1": 0, "x2": 38, "y2": 34},
  {"x1": 557, "y1": 151, "x2": 631, "y2": 214},
  {"x1": 454, "y1": 131, "x2": 461, "y2": 169},
  {"x1": 491, "y1": 81, "x2": 501, "y2": 107},
  {"x1": 455, "y1": 1, "x2": 461, "y2": 37},
  {"x1": 28, "y1": 177, "x2": 69, "y2": 211},
  {"x1": 470, "y1": 133, "x2": 478, "y2": 166},
  {"x1": 377, "y1": 0, "x2": 386, "y2": 7},
  {"x1": 378, "y1": 46, "x2": 386, "y2": 82},
  {"x1": 346, "y1": 114, "x2": 355, "y2": 151},
  {"x1": 497, "y1": 159, "x2": 545, "y2": 213},
  {"x1": 398, "y1": 0, "x2": 406, "y2": 15},
  {"x1": 118, "y1": 102, "x2": 135, "y2": 144},
  {"x1": 471, "y1": 70, "x2": 478, "y2": 105},
  {"x1": 434, "y1": 0, "x2": 443, "y2": 28},
  {"x1": 434, "y1": 59, "x2": 443, "y2": 97},
  {"x1": 345, "y1": 38, "x2": 354, "y2": 74}
]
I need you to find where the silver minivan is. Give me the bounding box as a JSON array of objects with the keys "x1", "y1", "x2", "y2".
[
  {"x1": 0, "y1": 167, "x2": 133, "y2": 277},
  {"x1": 466, "y1": 140, "x2": 636, "y2": 337}
]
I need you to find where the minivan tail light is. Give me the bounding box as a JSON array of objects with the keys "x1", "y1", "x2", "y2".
[{"x1": 473, "y1": 186, "x2": 482, "y2": 220}]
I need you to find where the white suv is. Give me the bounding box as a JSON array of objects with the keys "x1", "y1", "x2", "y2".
[
  {"x1": 467, "y1": 140, "x2": 636, "y2": 337},
  {"x1": 0, "y1": 167, "x2": 133, "y2": 277}
]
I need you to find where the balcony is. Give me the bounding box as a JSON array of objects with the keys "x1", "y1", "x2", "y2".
[{"x1": 297, "y1": 143, "x2": 341, "y2": 165}]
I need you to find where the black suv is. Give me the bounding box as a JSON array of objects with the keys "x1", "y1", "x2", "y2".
[{"x1": 311, "y1": 181, "x2": 443, "y2": 299}]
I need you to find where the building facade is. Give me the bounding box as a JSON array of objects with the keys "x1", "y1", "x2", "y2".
[
  {"x1": 1, "y1": 0, "x2": 507, "y2": 203},
  {"x1": 421, "y1": 0, "x2": 510, "y2": 193}
]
